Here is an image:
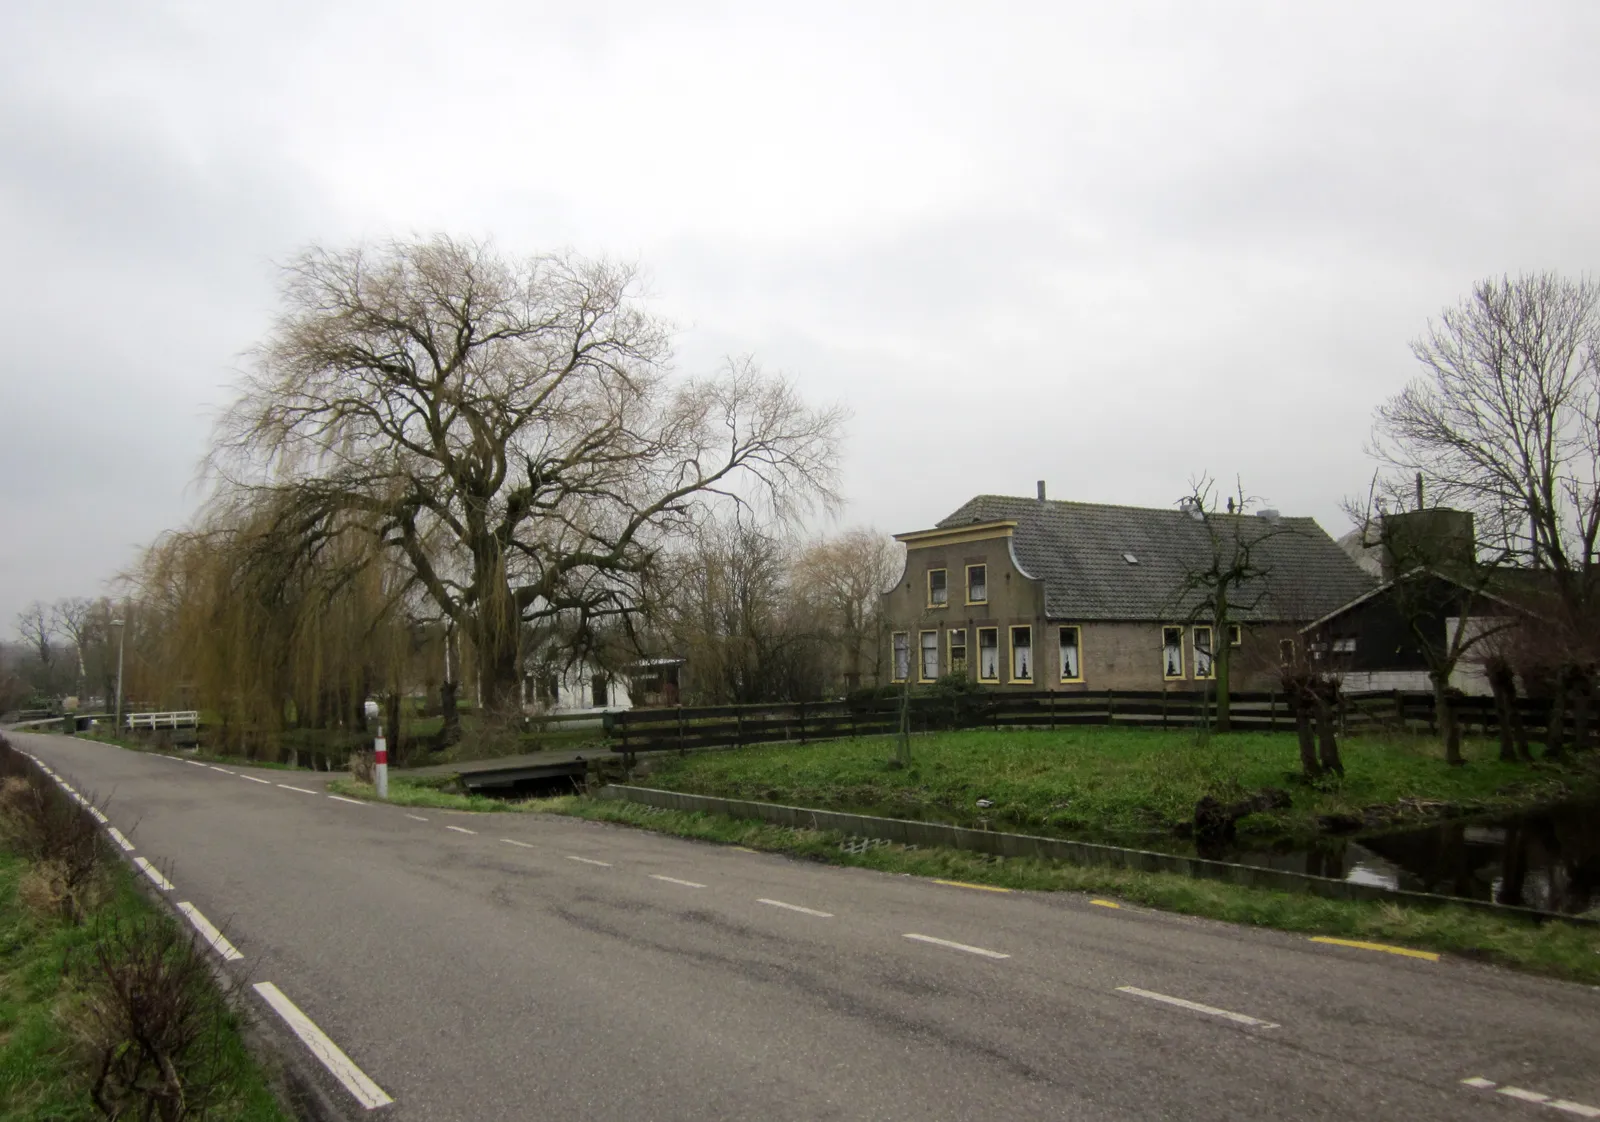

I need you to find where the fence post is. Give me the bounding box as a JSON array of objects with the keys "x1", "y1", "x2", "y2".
[
  {"x1": 678, "y1": 706, "x2": 686, "y2": 756},
  {"x1": 1161, "y1": 691, "x2": 1168, "y2": 730},
  {"x1": 737, "y1": 711, "x2": 745, "y2": 747},
  {"x1": 1049, "y1": 691, "x2": 1056, "y2": 730},
  {"x1": 1393, "y1": 689, "x2": 1404, "y2": 732},
  {"x1": 1107, "y1": 688, "x2": 1115, "y2": 724},
  {"x1": 799, "y1": 700, "x2": 807, "y2": 745}
]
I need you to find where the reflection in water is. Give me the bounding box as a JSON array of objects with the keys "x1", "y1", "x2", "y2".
[{"x1": 1226, "y1": 800, "x2": 1600, "y2": 915}]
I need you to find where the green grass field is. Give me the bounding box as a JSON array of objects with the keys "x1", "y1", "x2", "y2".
[
  {"x1": 0, "y1": 851, "x2": 289, "y2": 1122},
  {"x1": 637, "y1": 727, "x2": 1600, "y2": 843}
]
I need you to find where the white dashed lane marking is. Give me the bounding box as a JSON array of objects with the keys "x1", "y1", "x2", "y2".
[
  {"x1": 903, "y1": 933, "x2": 1010, "y2": 960},
  {"x1": 240, "y1": 774, "x2": 272, "y2": 785},
  {"x1": 650, "y1": 875, "x2": 706, "y2": 888},
  {"x1": 177, "y1": 902, "x2": 244, "y2": 962},
  {"x1": 566, "y1": 855, "x2": 611, "y2": 866},
  {"x1": 253, "y1": 983, "x2": 394, "y2": 1110},
  {"x1": 134, "y1": 857, "x2": 174, "y2": 891},
  {"x1": 107, "y1": 827, "x2": 135, "y2": 852},
  {"x1": 445, "y1": 825, "x2": 477, "y2": 835},
  {"x1": 327, "y1": 795, "x2": 366, "y2": 805},
  {"x1": 278, "y1": 784, "x2": 318, "y2": 794},
  {"x1": 210, "y1": 766, "x2": 236, "y2": 774},
  {"x1": 502, "y1": 839, "x2": 535, "y2": 848},
  {"x1": 405, "y1": 814, "x2": 430, "y2": 822},
  {"x1": 1116, "y1": 986, "x2": 1279, "y2": 1028},
  {"x1": 759, "y1": 898, "x2": 834, "y2": 918},
  {"x1": 1462, "y1": 1078, "x2": 1600, "y2": 1117}
]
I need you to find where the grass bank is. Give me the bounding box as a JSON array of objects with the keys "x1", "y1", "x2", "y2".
[
  {"x1": 636, "y1": 727, "x2": 1600, "y2": 843},
  {"x1": 0, "y1": 845, "x2": 289, "y2": 1121},
  {"x1": 320, "y1": 777, "x2": 1600, "y2": 984}
]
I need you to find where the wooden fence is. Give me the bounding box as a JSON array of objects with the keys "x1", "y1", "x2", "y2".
[{"x1": 606, "y1": 688, "x2": 1570, "y2": 757}]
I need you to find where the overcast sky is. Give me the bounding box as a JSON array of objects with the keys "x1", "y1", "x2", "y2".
[{"x1": 3, "y1": 0, "x2": 1598, "y2": 628}]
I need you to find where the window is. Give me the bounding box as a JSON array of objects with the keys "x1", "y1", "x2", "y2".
[
  {"x1": 892, "y1": 632, "x2": 910, "y2": 682},
  {"x1": 977, "y1": 628, "x2": 1000, "y2": 681},
  {"x1": 919, "y1": 630, "x2": 940, "y2": 681},
  {"x1": 1192, "y1": 626, "x2": 1215, "y2": 680},
  {"x1": 1279, "y1": 638, "x2": 1296, "y2": 666},
  {"x1": 927, "y1": 568, "x2": 949, "y2": 608},
  {"x1": 1228, "y1": 623, "x2": 1242, "y2": 647},
  {"x1": 949, "y1": 628, "x2": 968, "y2": 675},
  {"x1": 1162, "y1": 626, "x2": 1185, "y2": 679},
  {"x1": 1333, "y1": 637, "x2": 1356, "y2": 654},
  {"x1": 591, "y1": 673, "x2": 609, "y2": 708},
  {"x1": 1059, "y1": 625, "x2": 1082, "y2": 682},
  {"x1": 1010, "y1": 625, "x2": 1033, "y2": 683},
  {"x1": 966, "y1": 564, "x2": 988, "y2": 605}
]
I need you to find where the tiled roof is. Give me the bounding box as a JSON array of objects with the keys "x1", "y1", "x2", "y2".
[{"x1": 936, "y1": 495, "x2": 1377, "y2": 622}]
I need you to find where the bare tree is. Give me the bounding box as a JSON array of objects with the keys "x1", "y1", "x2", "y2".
[
  {"x1": 792, "y1": 528, "x2": 902, "y2": 692},
  {"x1": 50, "y1": 597, "x2": 95, "y2": 692},
  {"x1": 16, "y1": 601, "x2": 53, "y2": 668},
  {"x1": 216, "y1": 237, "x2": 843, "y2": 713},
  {"x1": 1372, "y1": 273, "x2": 1600, "y2": 756},
  {"x1": 1170, "y1": 477, "x2": 1280, "y2": 732}
]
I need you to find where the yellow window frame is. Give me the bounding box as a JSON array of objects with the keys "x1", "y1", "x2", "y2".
[
  {"x1": 976, "y1": 627, "x2": 1000, "y2": 682},
  {"x1": 1192, "y1": 625, "x2": 1216, "y2": 680},
  {"x1": 965, "y1": 563, "x2": 988, "y2": 606},
  {"x1": 918, "y1": 629, "x2": 940, "y2": 683},
  {"x1": 1162, "y1": 625, "x2": 1186, "y2": 680},
  {"x1": 927, "y1": 568, "x2": 949, "y2": 609},
  {"x1": 1009, "y1": 624, "x2": 1034, "y2": 684},
  {"x1": 1058, "y1": 624, "x2": 1083, "y2": 683},
  {"x1": 1279, "y1": 638, "x2": 1296, "y2": 666},
  {"x1": 1228, "y1": 623, "x2": 1242, "y2": 647},
  {"x1": 948, "y1": 628, "x2": 968, "y2": 676},
  {"x1": 891, "y1": 631, "x2": 910, "y2": 683}
]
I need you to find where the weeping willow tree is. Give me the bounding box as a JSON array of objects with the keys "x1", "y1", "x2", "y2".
[
  {"x1": 123, "y1": 490, "x2": 424, "y2": 761},
  {"x1": 212, "y1": 236, "x2": 843, "y2": 714}
]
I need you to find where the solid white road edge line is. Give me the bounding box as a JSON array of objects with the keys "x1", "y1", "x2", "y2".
[
  {"x1": 649, "y1": 874, "x2": 706, "y2": 888},
  {"x1": 278, "y1": 784, "x2": 317, "y2": 794},
  {"x1": 327, "y1": 795, "x2": 366, "y2": 805},
  {"x1": 133, "y1": 857, "x2": 174, "y2": 891},
  {"x1": 177, "y1": 902, "x2": 244, "y2": 962},
  {"x1": 252, "y1": 982, "x2": 394, "y2": 1110},
  {"x1": 107, "y1": 827, "x2": 135, "y2": 852},
  {"x1": 1116, "y1": 986, "x2": 1279, "y2": 1028},
  {"x1": 759, "y1": 898, "x2": 834, "y2": 918},
  {"x1": 240, "y1": 774, "x2": 272, "y2": 785},
  {"x1": 566, "y1": 855, "x2": 611, "y2": 866},
  {"x1": 445, "y1": 825, "x2": 477, "y2": 835},
  {"x1": 902, "y1": 933, "x2": 1010, "y2": 960}
]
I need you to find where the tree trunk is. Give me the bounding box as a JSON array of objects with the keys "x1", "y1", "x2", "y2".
[
  {"x1": 439, "y1": 680, "x2": 462, "y2": 748},
  {"x1": 1545, "y1": 670, "x2": 1569, "y2": 760},
  {"x1": 1294, "y1": 689, "x2": 1320, "y2": 779},
  {"x1": 1485, "y1": 658, "x2": 1519, "y2": 762},
  {"x1": 1314, "y1": 684, "x2": 1344, "y2": 776},
  {"x1": 1431, "y1": 671, "x2": 1462, "y2": 766},
  {"x1": 1215, "y1": 637, "x2": 1231, "y2": 733},
  {"x1": 1570, "y1": 669, "x2": 1592, "y2": 753},
  {"x1": 385, "y1": 691, "x2": 403, "y2": 766},
  {"x1": 471, "y1": 594, "x2": 523, "y2": 715}
]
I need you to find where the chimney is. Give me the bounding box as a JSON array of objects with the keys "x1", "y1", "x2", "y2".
[{"x1": 1036, "y1": 480, "x2": 1047, "y2": 503}]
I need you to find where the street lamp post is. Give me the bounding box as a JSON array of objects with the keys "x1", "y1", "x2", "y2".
[{"x1": 111, "y1": 619, "x2": 126, "y2": 734}]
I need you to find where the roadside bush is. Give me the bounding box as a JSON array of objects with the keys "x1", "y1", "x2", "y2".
[
  {"x1": 74, "y1": 915, "x2": 244, "y2": 1121},
  {"x1": 0, "y1": 760, "x2": 106, "y2": 923}
]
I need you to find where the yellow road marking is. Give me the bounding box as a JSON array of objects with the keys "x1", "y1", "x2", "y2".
[
  {"x1": 933, "y1": 879, "x2": 1011, "y2": 893},
  {"x1": 1090, "y1": 899, "x2": 1121, "y2": 909},
  {"x1": 1310, "y1": 936, "x2": 1439, "y2": 961}
]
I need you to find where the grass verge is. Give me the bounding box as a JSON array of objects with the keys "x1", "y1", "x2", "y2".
[
  {"x1": 0, "y1": 848, "x2": 289, "y2": 1122},
  {"x1": 637, "y1": 727, "x2": 1600, "y2": 843},
  {"x1": 328, "y1": 777, "x2": 513, "y2": 813},
  {"x1": 319, "y1": 775, "x2": 1600, "y2": 985}
]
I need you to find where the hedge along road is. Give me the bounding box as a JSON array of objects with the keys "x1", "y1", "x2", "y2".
[{"x1": 11, "y1": 732, "x2": 1599, "y2": 1122}]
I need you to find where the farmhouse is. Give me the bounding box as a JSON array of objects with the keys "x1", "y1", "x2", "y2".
[{"x1": 883, "y1": 486, "x2": 1375, "y2": 692}]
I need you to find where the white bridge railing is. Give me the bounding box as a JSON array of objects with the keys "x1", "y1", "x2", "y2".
[{"x1": 125, "y1": 711, "x2": 199, "y2": 730}]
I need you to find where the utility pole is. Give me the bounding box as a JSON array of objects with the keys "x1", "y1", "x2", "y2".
[{"x1": 111, "y1": 617, "x2": 126, "y2": 734}]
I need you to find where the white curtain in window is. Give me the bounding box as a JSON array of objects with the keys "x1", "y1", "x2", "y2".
[
  {"x1": 920, "y1": 632, "x2": 939, "y2": 679},
  {"x1": 1193, "y1": 627, "x2": 1213, "y2": 679},
  {"x1": 1060, "y1": 628, "x2": 1080, "y2": 679},
  {"x1": 893, "y1": 634, "x2": 910, "y2": 680},
  {"x1": 968, "y1": 567, "x2": 987, "y2": 602},
  {"x1": 1163, "y1": 629, "x2": 1183, "y2": 677},
  {"x1": 979, "y1": 631, "x2": 999, "y2": 679},
  {"x1": 1012, "y1": 627, "x2": 1032, "y2": 680}
]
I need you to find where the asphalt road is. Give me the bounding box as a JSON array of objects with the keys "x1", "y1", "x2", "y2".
[{"x1": 10, "y1": 731, "x2": 1600, "y2": 1122}]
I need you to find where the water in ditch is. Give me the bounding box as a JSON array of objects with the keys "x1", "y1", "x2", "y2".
[{"x1": 1221, "y1": 799, "x2": 1600, "y2": 916}]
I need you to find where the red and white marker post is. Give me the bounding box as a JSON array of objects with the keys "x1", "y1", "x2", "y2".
[{"x1": 374, "y1": 723, "x2": 389, "y2": 799}]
